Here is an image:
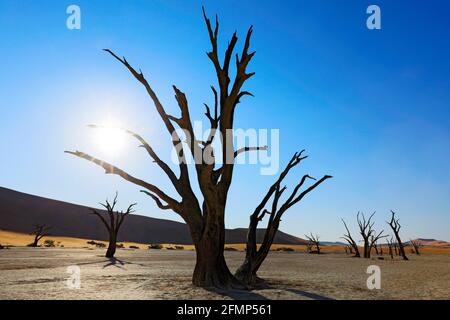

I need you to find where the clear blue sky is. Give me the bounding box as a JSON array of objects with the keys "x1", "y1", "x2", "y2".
[{"x1": 1, "y1": 0, "x2": 449, "y2": 241}]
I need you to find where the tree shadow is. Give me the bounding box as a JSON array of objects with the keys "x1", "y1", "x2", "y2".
[
  {"x1": 205, "y1": 287, "x2": 270, "y2": 300},
  {"x1": 284, "y1": 288, "x2": 334, "y2": 300},
  {"x1": 102, "y1": 257, "x2": 145, "y2": 269}
]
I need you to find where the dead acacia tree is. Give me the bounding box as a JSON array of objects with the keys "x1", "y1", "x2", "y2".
[
  {"x1": 90, "y1": 193, "x2": 136, "y2": 258},
  {"x1": 409, "y1": 239, "x2": 422, "y2": 255},
  {"x1": 369, "y1": 229, "x2": 387, "y2": 256},
  {"x1": 386, "y1": 236, "x2": 395, "y2": 259},
  {"x1": 65, "y1": 7, "x2": 270, "y2": 289},
  {"x1": 341, "y1": 218, "x2": 360, "y2": 257},
  {"x1": 305, "y1": 233, "x2": 321, "y2": 254},
  {"x1": 30, "y1": 224, "x2": 51, "y2": 247},
  {"x1": 234, "y1": 152, "x2": 331, "y2": 285},
  {"x1": 357, "y1": 212, "x2": 379, "y2": 258},
  {"x1": 387, "y1": 211, "x2": 409, "y2": 260}
]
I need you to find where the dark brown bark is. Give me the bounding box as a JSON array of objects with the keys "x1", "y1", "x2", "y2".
[
  {"x1": 387, "y1": 211, "x2": 409, "y2": 261},
  {"x1": 235, "y1": 152, "x2": 331, "y2": 286}
]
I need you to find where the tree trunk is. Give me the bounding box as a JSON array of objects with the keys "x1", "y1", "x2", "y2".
[
  {"x1": 235, "y1": 219, "x2": 278, "y2": 286},
  {"x1": 106, "y1": 233, "x2": 117, "y2": 258},
  {"x1": 191, "y1": 210, "x2": 243, "y2": 289},
  {"x1": 32, "y1": 236, "x2": 39, "y2": 247}
]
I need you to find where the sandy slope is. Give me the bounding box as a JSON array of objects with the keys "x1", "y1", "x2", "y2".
[
  {"x1": 2, "y1": 230, "x2": 449, "y2": 254},
  {"x1": 0, "y1": 247, "x2": 449, "y2": 300}
]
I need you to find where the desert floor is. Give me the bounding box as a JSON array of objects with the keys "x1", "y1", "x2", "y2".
[{"x1": 0, "y1": 247, "x2": 449, "y2": 300}]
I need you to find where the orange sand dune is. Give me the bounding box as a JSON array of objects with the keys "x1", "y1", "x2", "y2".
[{"x1": 1, "y1": 230, "x2": 449, "y2": 254}]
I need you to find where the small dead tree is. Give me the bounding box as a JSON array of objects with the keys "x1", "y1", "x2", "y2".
[
  {"x1": 305, "y1": 233, "x2": 321, "y2": 254},
  {"x1": 387, "y1": 211, "x2": 408, "y2": 261},
  {"x1": 369, "y1": 230, "x2": 387, "y2": 256},
  {"x1": 357, "y1": 212, "x2": 376, "y2": 258},
  {"x1": 410, "y1": 239, "x2": 422, "y2": 255},
  {"x1": 235, "y1": 151, "x2": 331, "y2": 285},
  {"x1": 386, "y1": 237, "x2": 394, "y2": 259},
  {"x1": 306, "y1": 242, "x2": 313, "y2": 253},
  {"x1": 90, "y1": 193, "x2": 136, "y2": 258},
  {"x1": 341, "y1": 218, "x2": 360, "y2": 257},
  {"x1": 30, "y1": 224, "x2": 51, "y2": 247}
]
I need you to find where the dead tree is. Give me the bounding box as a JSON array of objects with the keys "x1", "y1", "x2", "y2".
[
  {"x1": 30, "y1": 224, "x2": 51, "y2": 247},
  {"x1": 357, "y1": 212, "x2": 377, "y2": 258},
  {"x1": 234, "y1": 152, "x2": 331, "y2": 285},
  {"x1": 369, "y1": 230, "x2": 387, "y2": 256},
  {"x1": 305, "y1": 233, "x2": 321, "y2": 254},
  {"x1": 341, "y1": 218, "x2": 360, "y2": 257},
  {"x1": 65, "y1": 7, "x2": 272, "y2": 289},
  {"x1": 410, "y1": 239, "x2": 422, "y2": 255},
  {"x1": 387, "y1": 211, "x2": 409, "y2": 260},
  {"x1": 90, "y1": 193, "x2": 136, "y2": 258},
  {"x1": 386, "y1": 237, "x2": 394, "y2": 259}
]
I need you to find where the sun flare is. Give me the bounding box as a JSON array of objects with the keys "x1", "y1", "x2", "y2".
[{"x1": 92, "y1": 122, "x2": 126, "y2": 157}]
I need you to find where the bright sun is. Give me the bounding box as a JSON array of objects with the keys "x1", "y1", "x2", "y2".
[{"x1": 93, "y1": 122, "x2": 126, "y2": 157}]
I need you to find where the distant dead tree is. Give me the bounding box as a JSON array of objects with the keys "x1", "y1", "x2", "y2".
[
  {"x1": 387, "y1": 211, "x2": 408, "y2": 260},
  {"x1": 410, "y1": 239, "x2": 422, "y2": 255},
  {"x1": 341, "y1": 218, "x2": 360, "y2": 257},
  {"x1": 234, "y1": 152, "x2": 331, "y2": 285},
  {"x1": 305, "y1": 233, "x2": 321, "y2": 254},
  {"x1": 386, "y1": 237, "x2": 395, "y2": 259},
  {"x1": 30, "y1": 224, "x2": 51, "y2": 247},
  {"x1": 369, "y1": 229, "x2": 387, "y2": 256},
  {"x1": 90, "y1": 193, "x2": 136, "y2": 258},
  {"x1": 65, "y1": 7, "x2": 275, "y2": 289},
  {"x1": 357, "y1": 212, "x2": 377, "y2": 258}
]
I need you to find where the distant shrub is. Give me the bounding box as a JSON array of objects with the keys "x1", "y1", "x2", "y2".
[
  {"x1": 0, "y1": 244, "x2": 4, "y2": 249},
  {"x1": 87, "y1": 240, "x2": 106, "y2": 248},
  {"x1": 60, "y1": 245, "x2": 64, "y2": 248},
  {"x1": 275, "y1": 247, "x2": 294, "y2": 252},
  {"x1": 129, "y1": 245, "x2": 139, "y2": 249},
  {"x1": 44, "y1": 240, "x2": 55, "y2": 247},
  {"x1": 27, "y1": 243, "x2": 36, "y2": 247},
  {"x1": 175, "y1": 245, "x2": 184, "y2": 250},
  {"x1": 224, "y1": 247, "x2": 238, "y2": 251},
  {"x1": 149, "y1": 244, "x2": 163, "y2": 250},
  {"x1": 166, "y1": 246, "x2": 176, "y2": 250},
  {"x1": 116, "y1": 243, "x2": 124, "y2": 248}
]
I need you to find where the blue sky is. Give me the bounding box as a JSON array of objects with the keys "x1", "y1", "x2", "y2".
[{"x1": 1, "y1": 0, "x2": 449, "y2": 241}]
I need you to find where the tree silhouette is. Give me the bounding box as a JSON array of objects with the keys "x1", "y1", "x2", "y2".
[
  {"x1": 90, "y1": 193, "x2": 136, "y2": 258},
  {"x1": 409, "y1": 239, "x2": 422, "y2": 255},
  {"x1": 234, "y1": 152, "x2": 330, "y2": 285},
  {"x1": 387, "y1": 211, "x2": 408, "y2": 260},
  {"x1": 66, "y1": 7, "x2": 268, "y2": 288},
  {"x1": 30, "y1": 224, "x2": 51, "y2": 247},
  {"x1": 341, "y1": 218, "x2": 360, "y2": 257},
  {"x1": 357, "y1": 212, "x2": 377, "y2": 258},
  {"x1": 305, "y1": 233, "x2": 321, "y2": 254}
]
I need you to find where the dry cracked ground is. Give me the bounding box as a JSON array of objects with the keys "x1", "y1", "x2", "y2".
[{"x1": 0, "y1": 248, "x2": 449, "y2": 300}]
